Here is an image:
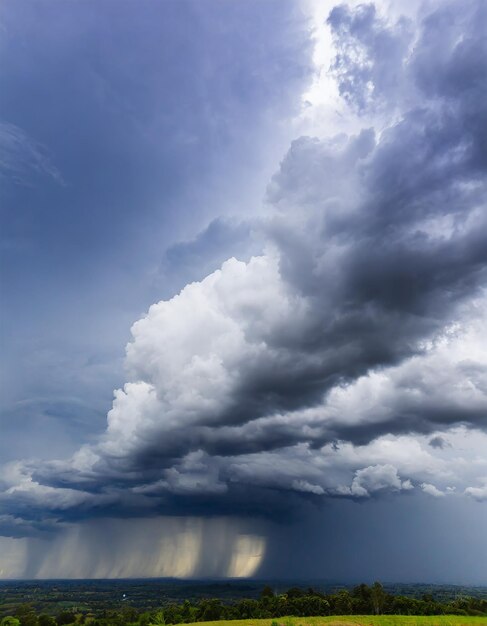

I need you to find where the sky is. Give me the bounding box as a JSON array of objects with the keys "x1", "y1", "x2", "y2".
[{"x1": 0, "y1": 0, "x2": 487, "y2": 583}]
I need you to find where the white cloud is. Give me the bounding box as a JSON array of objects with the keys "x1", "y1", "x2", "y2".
[
  {"x1": 421, "y1": 483, "x2": 446, "y2": 498},
  {"x1": 465, "y1": 478, "x2": 487, "y2": 502},
  {"x1": 342, "y1": 464, "x2": 413, "y2": 498}
]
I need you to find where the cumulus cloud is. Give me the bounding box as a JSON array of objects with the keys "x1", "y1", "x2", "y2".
[
  {"x1": 421, "y1": 483, "x2": 445, "y2": 498},
  {"x1": 341, "y1": 464, "x2": 413, "y2": 498},
  {"x1": 2, "y1": 0, "x2": 487, "y2": 539},
  {"x1": 465, "y1": 479, "x2": 487, "y2": 502}
]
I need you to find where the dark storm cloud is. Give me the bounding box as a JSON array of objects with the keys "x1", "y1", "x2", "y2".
[
  {"x1": 429, "y1": 436, "x2": 450, "y2": 450},
  {"x1": 0, "y1": 514, "x2": 57, "y2": 539},
  {"x1": 2, "y1": 0, "x2": 487, "y2": 534}
]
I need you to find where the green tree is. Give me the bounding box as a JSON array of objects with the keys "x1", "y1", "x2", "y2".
[
  {"x1": 332, "y1": 590, "x2": 353, "y2": 615},
  {"x1": 15, "y1": 606, "x2": 38, "y2": 626},
  {"x1": 148, "y1": 611, "x2": 165, "y2": 626},
  {"x1": 138, "y1": 612, "x2": 151, "y2": 626},
  {"x1": 371, "y1": 581, "x2": 386, "y2": 615},
  {"x1": 55, "y1": 613, "x2": 76, "y2": 626},
  {"x1": 1, "y1": 618, "x2": 21, "y2": 626},
  {"x1": 260, "y1": 585, "x2": 275, "y2": 598},
  {"x1": 197, "y1": 599, "x2": 224, "y2": 622}
]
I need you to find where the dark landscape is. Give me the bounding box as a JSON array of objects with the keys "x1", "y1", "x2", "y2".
[{"x1": 1, "y1": 580, "x2": 486, "y2": 622}]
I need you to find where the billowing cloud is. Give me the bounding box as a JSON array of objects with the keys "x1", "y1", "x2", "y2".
[
  {"x1": 465, "y1": 479, "x2": 487, "y2": 502},
  {"x1": 421, "y1": 483, "x2": 445, "y2": 498},
  {"x1": 340, "y1": 464, "x2": 413, "y2": 499},
  {"x1": 1, "y1": 0, "x2": 487, "y2": 554}
]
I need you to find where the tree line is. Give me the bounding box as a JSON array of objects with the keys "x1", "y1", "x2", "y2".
[{"x1": 2, "y1": 582, "x2": 486, "y2": 626}]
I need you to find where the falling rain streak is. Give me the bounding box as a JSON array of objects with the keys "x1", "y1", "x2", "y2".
[{"x1": 0, "y1": 517, "x2": 266, "y2": 579}]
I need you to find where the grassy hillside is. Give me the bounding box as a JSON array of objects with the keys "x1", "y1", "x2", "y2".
[{"x1": 175, "y1": 616, "x2": 487, "y2": 626}]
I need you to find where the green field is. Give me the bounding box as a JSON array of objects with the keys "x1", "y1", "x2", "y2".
[{"x1": 175, "y1": 617, "x2": 487, "y2": 626}]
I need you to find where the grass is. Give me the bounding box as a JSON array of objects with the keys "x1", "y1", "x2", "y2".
[{"x1": 175, "y1": 616, "x2": 487, "y2": 626}]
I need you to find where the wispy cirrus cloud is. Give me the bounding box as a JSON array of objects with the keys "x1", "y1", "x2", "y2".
[{"x1": 0, "y1": 121, "x2": 64, "y2": 187}]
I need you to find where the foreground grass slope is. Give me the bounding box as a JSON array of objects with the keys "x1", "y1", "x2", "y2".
[{"x1": 175, "y1": 616, "x2": 487, "y2": 626}]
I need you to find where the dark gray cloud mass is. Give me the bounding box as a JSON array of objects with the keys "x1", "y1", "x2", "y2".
[{"x1": 1, "y1": 0, "x2": 487, "y2": 555}]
